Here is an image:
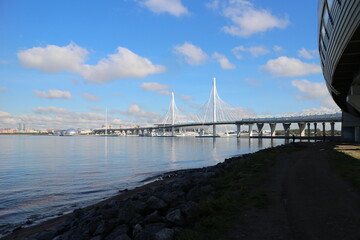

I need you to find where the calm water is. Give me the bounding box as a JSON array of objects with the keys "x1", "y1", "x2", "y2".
[{"x1": 0, "y1": 135, "x2": 284, "y2": 235}]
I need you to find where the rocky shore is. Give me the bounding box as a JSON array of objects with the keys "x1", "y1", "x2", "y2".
[
  {"x1": 6, "y1": 141, "x2": 360, "y2": 240},
  {"x1": 3, "y1": 142, "x2": 274, "y2": 240}
]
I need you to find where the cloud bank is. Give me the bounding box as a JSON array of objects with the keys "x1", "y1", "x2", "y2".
[
  {"x1": 33, "y1": 89, "x2": 73, "y2": 99},
  {"x1": 173, "y1": 42, "x2": 208, "y2": 65},
  {"x1": 291, "y1": 79, "x2": 337, "y2": 108},
  {"x1": 18, "y1": 43, "x2": 165, "y2": 84},
  {"x1": 140, "y1": 82, "x2": 171, "y2": 95},
  {"x1": 222, "y1": 0, "x2": 290, "y2": 37},
  {"x1": 141, "y1": 0, "x2": 188, "y2": 17},
  {"x1": 212, "y1": 52, "x2": 236, "y2": 69},
  {"x1": 262, "y1": 56, "x2": 322, "y2": 77}
]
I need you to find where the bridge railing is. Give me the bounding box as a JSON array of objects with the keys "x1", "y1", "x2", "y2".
[{"x1": 241, "y1": 113, "x2": 341, "y2": 123}]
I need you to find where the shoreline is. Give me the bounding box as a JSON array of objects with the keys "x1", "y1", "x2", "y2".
[
  {"x1": 0, "y1": 144, "x2": 266, "y2": 240},
  {"x1": 4, "y1": 141, "x2": 358, "y2": 239}
]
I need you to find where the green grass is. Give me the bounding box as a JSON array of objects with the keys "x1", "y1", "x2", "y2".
[
  {"x1": 329, "y1": 147, "x2": 360, "y2": 192},
  {"x1": 176, "y1": 144, "x2": 304, "y2": 240}
]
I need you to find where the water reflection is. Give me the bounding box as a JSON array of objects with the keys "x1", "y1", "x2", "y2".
[{"x1": 0, "y1": 135, "x2": 285, "y2": 235}]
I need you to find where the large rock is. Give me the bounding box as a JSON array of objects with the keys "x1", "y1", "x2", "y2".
[
  {"x1": 105, "y1": 224, "x2": 129, "y2": 240},
  {"x1": 155, "y1": 228, "x2": 174, "y2": 240},
  {"x1": 134, "y1": 230, "x2": 153, "y2": 240},
  {"x1": 114, "y1": 234, "x2": 132, "y2": 240},
  {"x1": 165, "y1": 209, "x2": 184, "y2": 226},
  {"x1": 146, "y1": 196, "x2": 167, "y2": 210},
  {"x1": 144, "y1": 210, "x2": 162, "y2": 223},
  {"x1": 180, "y1": 201, "x2": 199, "y2": 220},
  {"x1": 144, "y1": 223, "x2": 167, "y2": 233}
]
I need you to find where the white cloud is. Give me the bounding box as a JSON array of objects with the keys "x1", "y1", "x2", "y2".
[
  {"x1": 181, "y1": 95, "x2": 193, "y2": 101},
  {"x1": 298, "y1": 48, "x2": 318, "y2": 59},
  {"x1": 301, "y1": 106, "x2": 340, "y2": 115},
  {"x1": 121, "y1": 104, "x2": 162, "y2": 123},
  {"x1": 140, "y1": 82, "x2": 171, "y2": 95},
  {"x1": 232, "y1": 45, "x2": 269, "y2": 58},
  {"x1": 174, "y1": 42, "x2": 208, "y2": 65},
  {"x1": 0, "y1": 110, "x2": 12, "y2": 118},
  {"x1": 0, "y1": 106, "x2": 127, "y2": 129},
  {"x1": 141, "y1": 0, "x2": 188, "y2": 17},
  {"x1": 291, "y1": 79, "x2": 337, "y2": 108},
  {"x1": 31, "y1": 106, "x2": 110, "y2": 128},
  {"x1": 18, "y1": 43, "x2": 88, "y2": 73},
  {"x1": 79, "y1": 47, "x2": 165, "y2": 83},
  {"x1": 222, "y1": 0, "x2": 290, "y2": 37},
  {"x1": 18, "y1": 43, "x2": 165, "y2": 84},
  {"x1": 82, "y1": 93, "x2": 100, "y2": 102},
  {"x1": 244, "y1": 78, "x2": 261, "y2": 87},
  {"x1": 273, "y1": 45, "x2": 283, "y2": 52},
  {"x1": 0, "y1": 110, "x2": 17, "y2": 126},
  {"x1": 34, "y1": 89, "x2": 73, "y2": 99},
  {"x1": 205, "y1": 0, "x2": 219, "y2": 10},
  {"x1": 33, "y1": 106, "x2": 71, "y2": 115},
  {"x1": 212, "y1": 52, "x2": 236, "y2": 69},
  {"x1": 89, "y1": 106, "x2": 104, "y2": 112},
  {"x1": 231, "y1": 106, "x2": 256, "y2": 118},
  {"x1": 262, "y1": 56, "x2": 322, "y2": 77},
  {"x1": 0, "y1": 87, "x2": 7, "y2": 92}
]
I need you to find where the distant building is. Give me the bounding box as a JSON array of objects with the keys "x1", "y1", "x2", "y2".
[
  {"x1": 0, "y1": 128, "x2": 19, "y2": 134},
  {"x1": 318, "y1": 0, "x2": 360, "y2": 141}
]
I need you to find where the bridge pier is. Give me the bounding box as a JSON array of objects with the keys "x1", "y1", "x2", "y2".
[
  {"x1": 298, "y1": 123, "x2": 306, "y2": 137},
  {"x1": 314, "y1": 122, "x2": 318, "y2": 139},
  {"x1": 307, "y1": 123, "x2": 311, "y2": 139},
  {"x1": 322, "y1": 122, "x2": 326, "y2": 139},
  {"x1": 213, "y1": 124, "x2": 217, "y2": 137},
  {"x1": 269, "y1": 123, "x2": 276, "y2": 137},
  {"x1": 331, "y1": 122, "x2": 335, "y2": 137},
  {"x1": 248, "y1": 124, "x2": 253, "y2": 137},
  {"x1": 236, "y1": 124, "x2": 241, "y2": 137},
  {"x1": 283, "y1": 123, "x2": 291, "y2": 137},
  {"x1": 257, "y1": 123, "x2": 264, "y2": 137}
]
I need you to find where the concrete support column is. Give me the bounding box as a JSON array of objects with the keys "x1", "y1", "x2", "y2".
[
  {"x1": 283, "y1": 123, "x2": 291, "y2": 137},
  {"x1": 314, "y1": 123, "x2": 318, "y2": 139},
  {"x1": 298, "y1": 123, "x2": 306, "y2": 137},
  {"x1": 257, "y1": 123, "x2": 264, "y2": 137},
  {"x1": 331, "y1": 122, "x2": 335, "y2": 137},
  {"x1": 342, "y1": 111, "x2": 360, "y2": 142},
  {"x1": 248, "y1": 124, "x2": 253, "y2": 137},
  {"x1": 307, "y1": 123, "x2": 311, "y2": 138},
  {"x1": 236, "y1": 124, "x2": 241, "y2": 138},
  {"x1": 269, "y1": 123, "x2": 276, "y2": 137},
  {"x1": 172, "y1": 126, "x2": 174, "y2": 137},
  {"x1": 322, "y1": 122, "x2": 326, "y2": 138},
  {"x1": 213, "y1": 124, "x2": 217, "y2": 137}
]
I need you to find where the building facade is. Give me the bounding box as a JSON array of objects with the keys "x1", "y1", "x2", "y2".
[{"x1": 319, "y1": 0, "x2": 360, "y2": 141}]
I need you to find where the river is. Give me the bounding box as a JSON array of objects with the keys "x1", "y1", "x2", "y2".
[{"x1": 0, "y1": 135, "x2": 284, "y2": 236}]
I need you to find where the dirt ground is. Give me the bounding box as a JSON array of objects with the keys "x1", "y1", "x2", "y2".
[{"x1": 221, "y1": 142, "x2": 360, "y2": 240}]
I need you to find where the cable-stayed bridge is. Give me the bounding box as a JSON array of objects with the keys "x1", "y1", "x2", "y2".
[{"x1": 93, "y1": 78, "x2": 342, "y2": 138}]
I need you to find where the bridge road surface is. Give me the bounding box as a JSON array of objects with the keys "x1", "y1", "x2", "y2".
[{"x1": 221, "y1": 142, "x2": 360, "y2": 240}]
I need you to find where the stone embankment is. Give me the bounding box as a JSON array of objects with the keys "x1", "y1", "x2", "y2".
[{"x1": 6, "y1": 145, "x2": 265, "y2": 240}]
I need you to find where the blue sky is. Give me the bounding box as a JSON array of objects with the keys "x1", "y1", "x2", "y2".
[{"x1": 0, "y1": 0, "x2": 339, "y2": 129}]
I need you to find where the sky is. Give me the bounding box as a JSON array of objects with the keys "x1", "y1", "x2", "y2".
[{"x1": 0, "y1": 0, "x2": 340, "y2": 129}]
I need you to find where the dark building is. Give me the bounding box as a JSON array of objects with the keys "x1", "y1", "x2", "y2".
[{"x1": 318, "y1": 0, "x2": 360, "y2": 141}]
